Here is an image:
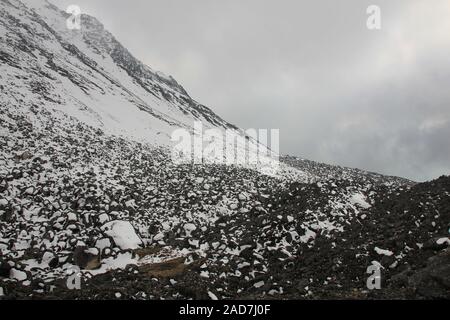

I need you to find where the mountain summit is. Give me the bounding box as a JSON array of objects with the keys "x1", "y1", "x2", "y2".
[{"x1": 1, "y1": 0, "x2": 237, "y2": 144}]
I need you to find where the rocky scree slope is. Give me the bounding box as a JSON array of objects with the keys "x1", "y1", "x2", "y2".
[{"x1": 0, "y1": 104, "x2": 448, "y2": 299}]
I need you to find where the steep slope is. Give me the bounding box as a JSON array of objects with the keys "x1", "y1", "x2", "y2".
[
  {"x1": 1, "y1": 0, "x2": 299, "y2": 178},
  {"x1": 0, "y1": 0, "x2": 237, "y2": 145}
]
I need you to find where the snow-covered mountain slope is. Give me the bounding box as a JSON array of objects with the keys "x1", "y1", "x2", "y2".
[
  {"x1": 1, "y1": 0, "x2": 239, "y2": 144},
  {"x1": 1, "y1": 0, "x2": 448, "y2": 300},
  {"x1": 282, "y1": 156, "x2": 412, "y2": 186},
  {"x1": 0, "y1": 0, "x2": 307, "y2": 178},
  {"x1": 1, "y1": 102, "x2": 448, "y2": 300}
]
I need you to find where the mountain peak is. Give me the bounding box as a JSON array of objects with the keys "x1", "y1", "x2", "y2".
[{"x1": 1, "y1": 0, "x2": 236, "y2": 145}]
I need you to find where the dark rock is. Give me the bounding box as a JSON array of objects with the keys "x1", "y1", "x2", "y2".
[
  {"x1": 0, "y1": 260, "x2": 11, "y2": 278},
  {"x1": 423, "y1": 237, "x2": 450, "y2": 251},
  {"x1": 409, "y1": 249, "x2": 450, "y2": 298},
  {"x1": 18, "y1": 151, "x2": 33, "y2": 161},
  {"x1": 41, "y1": 251, "x2": 59, "y2": 269},
  {"x1": 72, "y1": 247, "x2": 101, "y2": 270}
]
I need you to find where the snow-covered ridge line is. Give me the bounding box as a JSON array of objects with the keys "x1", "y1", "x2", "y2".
[{"x1": 1, "y1": 0, "x2": 239, "y2": 147}]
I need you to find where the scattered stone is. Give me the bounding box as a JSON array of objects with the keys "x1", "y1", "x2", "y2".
[
  {"x1": 10, "y1": 268, "x2": 27, "y2": 281},
  {"x1": 183, "y1": 223, "x2": 196, "y2": 237},
  {"x1": 102, "y1": 220, "x2": 143, "y2": 250}
]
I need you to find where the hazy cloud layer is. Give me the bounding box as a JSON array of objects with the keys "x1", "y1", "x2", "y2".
[{"x1": 54, "y1": 0, "x2": 450, "y2": 181}]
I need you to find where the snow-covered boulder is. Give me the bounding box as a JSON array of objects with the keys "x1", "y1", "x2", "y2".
[
  {"x1": 183, "y1": 223, "x2": 197, "y2": 237},
  {"x1": 41, "y1": 251, "x2": 58, "y2": 268},
  {"x1": 9, "y1": 268, "x2": 28, "y2": 281},
  {"x1": 101, "y1": 220, "x2": 143, "y2": 250},
  {"x1": 95, "y1": 238, "x2": 113, "y2": 251}
]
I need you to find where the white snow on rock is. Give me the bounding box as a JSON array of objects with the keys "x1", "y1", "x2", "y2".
[
  {"x1": 238, "y1": 193, "x2": 248, "y2": 201},
  {"x1": 101, "y1": 220, "x2": 143, "y2": 250},
  {"x1": 300, "y1": 228, "x2": 317, "y2": 243},
  {"x1": 436, "y1": 237, "x2": 450, "y2": 245},
  {"x1": 41, "y1": 252, "x2": 56, "y2": 265},
  {"x1": 125, "y1": 200, "x2": 137, "y2": 209},
  {"x1": 208, "y1": 291, "x2": 218, "y2": 300},
  {"x1": 374, "y1": 247, "x2": 394, "y2": 256},
  {"x1": 153, "y1": 232, "x2": 165, "y2": 241},
  {"x1": 87, "y1": 252, "x2": 138, "y2": 276},
  {"x1": 85, "y1": 248, "x2": 100, "y2": 256},
  {"x1": 67, "y1": 212, "x2": 77, "y2": 222},
  {"x1": 254, "y1": 281, "x2": 265, "y2": 288},
  {"x1": 183, "y1": 223, "x2": 197, "y2": 237},
  {"x1": 10, "y1": 268, "x2": 27, "y2": 281},
  {"x1": 98, "y1": 213, "x2": 110, "y2": 224},
  {"x1": 350, "y1": 193, "x2": 371, "y2": 209},
  {"x1": 161, "y1": 222, "x2": 171, "y2": 231},
  {"x1": 371, "y1": 261, "x2": 383, "y2": 269},
  {"x1": 95, "y1": 238, "x2": 112, "y2": 251}
]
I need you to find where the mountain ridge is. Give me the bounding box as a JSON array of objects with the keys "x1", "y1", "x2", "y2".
[{"x1": 1, "y1": 0, "x2": 239, "y2": 146}]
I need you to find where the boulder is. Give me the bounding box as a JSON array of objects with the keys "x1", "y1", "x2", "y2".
[
  {"x1": 101, "y1": 220, "x2": 143, "y2": 250},
  {"x1": 95, "y1": 238, "x2": 112, "y2": 251},
  {"x1": 9, "y1": 268, "x2": 28, "y2": 281},
  {"x1": 18, "y1": 151, "x2": 33, "y2": 161},
  {"x1": 41, "y1": 251, "x2": 59, "y2": 268},
  {"x1": 183, "y1": 223, "x2": 197, "y2": 237}
]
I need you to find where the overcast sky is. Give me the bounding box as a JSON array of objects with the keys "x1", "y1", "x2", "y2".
[{"x1": 53, "y1": 0, "x2": 450, "y2": 181}]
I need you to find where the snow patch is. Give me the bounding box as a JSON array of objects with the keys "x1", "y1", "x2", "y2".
[
  {"x1": 101, "y1": 220, "x2": 142, "y2": 250},
  {"x1": 350, "y1": 193, "x2": 371, "y2": 209},
  {"x1": 374, "y1": 247, "x2": 394, "y2": 256},
  {"x1": 436, "y1": 237, "x2": 450, "y2": 245}
]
